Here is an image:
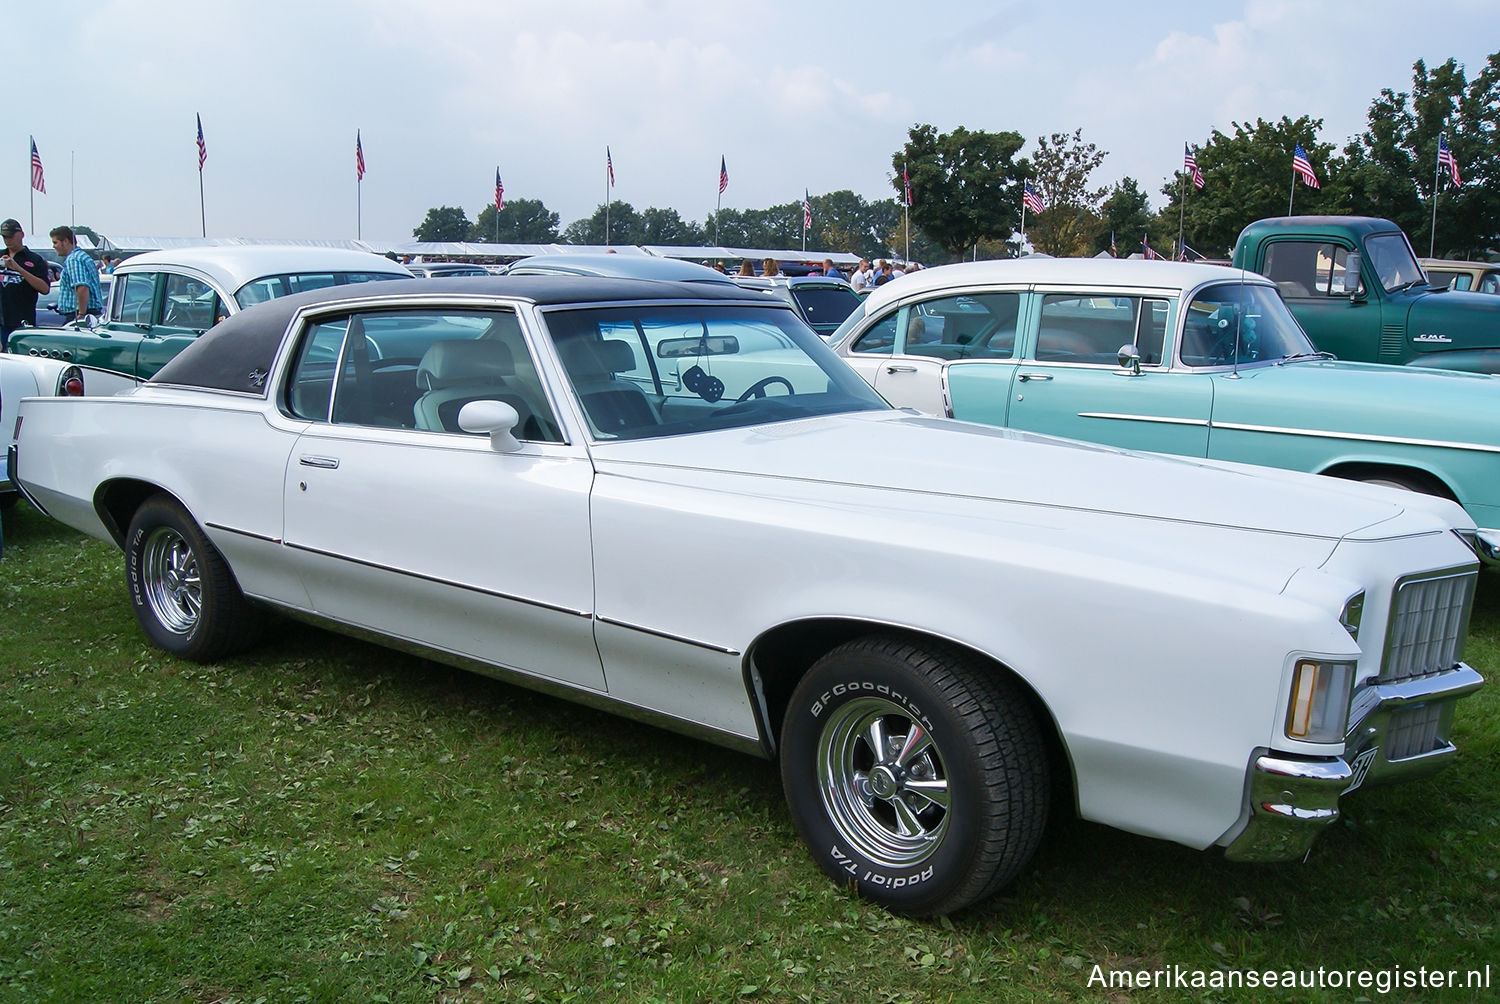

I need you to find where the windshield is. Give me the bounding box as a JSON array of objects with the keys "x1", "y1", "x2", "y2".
[
  {"x1": 543, "y1": 303, "x2": 888, "y2": 440},
  {"x1": 1364, "y1": 233, "x2": 1426, "y2": 292},
  {"x1": 235, "y1": 270, "x2": 408, "y2": 308},
  {"x1": 1179, "y1": 282, "x2": 1317, "y2": 367}
]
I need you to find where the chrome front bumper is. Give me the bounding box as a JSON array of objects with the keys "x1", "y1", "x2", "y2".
[{"x1": 1223, "y1": 663, "x2": 1483, "y2": 862}]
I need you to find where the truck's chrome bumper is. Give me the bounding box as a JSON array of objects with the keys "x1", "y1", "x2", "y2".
[{"x1": 1224, "y1": 663, "x2": 1483, "y2": 862}]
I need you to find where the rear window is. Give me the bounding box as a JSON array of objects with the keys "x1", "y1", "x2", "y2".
[{"x1": 236, "y1": 270, "x2": 408, "y2": 308}]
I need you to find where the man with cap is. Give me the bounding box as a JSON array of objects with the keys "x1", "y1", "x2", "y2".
[
  {"x1": 49, "y1": 225, "x2": 103, "y2": 326},
  {"x1": 1, "y1": 219, "x2": 51, "y2": 351}
]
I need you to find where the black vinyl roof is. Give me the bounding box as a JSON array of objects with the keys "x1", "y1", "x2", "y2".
[{"x1": 151, "y1": 275, "x2": 777, "y2": 395}]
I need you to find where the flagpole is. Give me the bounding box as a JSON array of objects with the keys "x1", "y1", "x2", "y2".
[
  {"x1": 70, "y1": 150, "x2": 75, "y2": 226},
  {"x1": 604, "y1": 148, "x2": 610, "y2": 247},
  {"x1": 1430, "y1": 136, "x2": 1443, "y2": 258},
  {"x1": 903, "y1": 161, "x2": 910, "y2": 264},
  {"x1": 1288, "y1": 167, "x2": 1296, "y2": 217},
  {"x1": 1177, "y1": 171, "x2": 1186, "y2": 261},
  {"x1": 199, "y1": 162, "x2": 206, "y2": 238}
]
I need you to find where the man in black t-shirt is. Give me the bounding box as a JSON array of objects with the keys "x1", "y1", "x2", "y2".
[{"x1": 1, "y1": 219, "x2": 52, "y2": 351}]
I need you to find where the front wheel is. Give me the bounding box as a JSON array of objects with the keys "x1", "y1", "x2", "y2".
[
  {"x1": 780, "y1": 636, "x2": 1049, "y2": 915},
  {"x1": 126, "y1": 495, "x2": 260, "y2": 662}
]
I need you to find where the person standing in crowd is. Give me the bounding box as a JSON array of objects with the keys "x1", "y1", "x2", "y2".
[
  {"x1": 762, "y1": 257, "x2": 780, "y2": 277},
  {"x1": 850, "y1": 259, "x2": 872, "y2": 292},
  {"x1": 737, "y1": 259, "x2": 756, "y2": 276},
  {"x1": 821, "y1": 258, "x2": 845, "y2": 281},
  {"x1": 1, "y1": 219, "x2": 51, "y2": 351},
  {"x1": 50, "y1": 226, "x2": 104, "y2": 323},
  {"x1": 872, "y1": 260, "x2": 896, "y2": 287}
]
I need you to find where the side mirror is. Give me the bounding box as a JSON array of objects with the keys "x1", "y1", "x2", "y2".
[
  {"x1": 457, "y1": 399, "x2": 522, "y2": 453},
  {"x1": 1117, "y1": 343, "x2": 1142, "y2": 376},
  {"x1": 1343, "y1": 253, "x2": 1366, "y2": 301}
]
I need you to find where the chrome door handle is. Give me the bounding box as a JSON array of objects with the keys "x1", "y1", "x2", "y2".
[
  {"x1": 298, "y1": 455, "x2": 340, "y2": 469},
  {"x1": 1017, "y1": 372, "x2": 1053, "y2": 382},
  {"x1": 885, "y1": 364, "x2": 917, "y2": 374}
]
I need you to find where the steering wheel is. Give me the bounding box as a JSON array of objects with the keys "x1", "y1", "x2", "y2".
[{"x1": 735, "y1": 375, "x2": 794, "y2": 403}]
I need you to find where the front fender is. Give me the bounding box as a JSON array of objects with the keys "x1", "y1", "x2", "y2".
[{"x1": 1404, "y1": 349, "x2": 1500, "y2": 375}]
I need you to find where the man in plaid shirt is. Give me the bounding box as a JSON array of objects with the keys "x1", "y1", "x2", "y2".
[{"x1": 49, "y1": 225, "x2": 104, "y2": 322}]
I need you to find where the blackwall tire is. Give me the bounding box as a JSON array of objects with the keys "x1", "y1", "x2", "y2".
[
  {"x1": 780, "y1": 635, "x2": 1049, "y2": 916},
  {"x1": 125, "y1": 495, "x2": 260, "y2": 662}
]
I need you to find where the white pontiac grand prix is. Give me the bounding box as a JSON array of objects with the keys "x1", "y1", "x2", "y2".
[{"x1": 9, "y1": 275, "x2": 1487, "y2": 915}]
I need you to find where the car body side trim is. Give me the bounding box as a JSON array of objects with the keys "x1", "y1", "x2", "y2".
[
  {"x1": 1078, "y1": 412, "x2": 1211, "y2": 427},
  {"x1": 278, "y1": 538, "x2": 593, "y2": 617},
  {"x1": 1079, "y1": 412, "x2": 1500, "y2": 454},
  {"x1": 595, "y1": 615, "x2": 742, "y2": 655},
  {"x1": 253, "y1": 601, "x2": 766, "y2": 757},
  {"x1": 212, "y1": 522, "x2": 739, "y2": 652}
]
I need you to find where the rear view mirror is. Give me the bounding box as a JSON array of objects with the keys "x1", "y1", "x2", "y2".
[
  {"x1": 657, "y1": 335, "x2": 740, "y2": 358},
  {"x1": 1342, "y1": 253, "x2": 1363, "y2": 298}
]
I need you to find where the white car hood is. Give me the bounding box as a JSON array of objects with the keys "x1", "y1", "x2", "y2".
[{"x1": 586, "y1": 411, "x2": 1453, "y2": 544}]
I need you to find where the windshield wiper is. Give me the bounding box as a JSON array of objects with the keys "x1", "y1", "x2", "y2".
[{"x1": 1276, "y1": 351, "x2": 1334, "y2": 364}]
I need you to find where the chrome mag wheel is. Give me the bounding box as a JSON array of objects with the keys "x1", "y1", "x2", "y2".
[
  {"x1": 817, "y1": 696, "x2": 951, "y2": 867},
  {"x1": 140, "y1": 525, "x2": 202, "y2": 635}
]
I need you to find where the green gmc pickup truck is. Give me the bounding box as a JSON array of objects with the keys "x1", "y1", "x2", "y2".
[{"x1": 1232, "y1": 216, "x2": 1500, "y2": 373}]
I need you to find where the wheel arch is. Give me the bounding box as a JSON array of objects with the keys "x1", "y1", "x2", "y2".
[
  {"x1": 1318, "y1": 461, "x2": 1457, "y2": 501},
  {"x1": 745, "y1": 617, "x2": 1075, "y2": 808},
  {"x1": 94, "y1": 478, "x2": 182, "y2": 548}
]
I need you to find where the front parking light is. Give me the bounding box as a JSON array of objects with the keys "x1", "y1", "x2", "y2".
[{"x1": 1286, "y1": 660, "x2": 1355, "y2": 743}]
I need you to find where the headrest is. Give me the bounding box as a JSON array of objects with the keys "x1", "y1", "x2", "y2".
[
  {"x1": 559, "y1": 338, "x2": 635, "y2": 378},
  {"x1": 416, "y1": 339, "x2": 514, "y2": 390}
]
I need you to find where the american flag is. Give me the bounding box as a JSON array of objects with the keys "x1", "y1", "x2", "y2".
[
  {"x1": 1110, "y1": 230, "x2": 1117, "y2": 257},
  {"x1": 802, "y1": 190, "x2": 812, "y2": 230},
  {"x1": 903, "y1": 164, "x2": 912, "y2": 206},
  {"x1": 1292, "y1": 143, "x2": 1319, "y2": 189},
  {"x1": 1184, "y1": 143, "x2": 1204, "y2": 189},
  {"x1": 1142, "y1": 234, "x2": 1161, "y2": 260},
  {"x1": 1022, "y1": 181, "x2": 1043, "y2": 214},
  {"x1": 30, "y1": 137, "x2": 45, "y2": 194},
  {"x1": 356, "y1": 131, "x2": 366, "y2": 181},
  {"x1": 495, "y1": 168, "x2": 504, "y2": 211},
  {"x1": 718, "y1": 156, "x2": 728, "y2": 195},
  {"x1": 1437, "y1": 135, "x2": 1462, "y2": 188},
  {"x1": 607, "y1": 147, "x2": 615, "y2": 187},
  {"x1": 196, "y1": 114, "x2": 207, "y2": 171}
]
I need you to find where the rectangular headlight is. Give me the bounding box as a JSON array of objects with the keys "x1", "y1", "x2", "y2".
[{"x1": 1286, "y1": 660, "x2": 1355, "y2": 743}]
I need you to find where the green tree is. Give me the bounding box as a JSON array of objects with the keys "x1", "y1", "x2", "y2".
[
  {"x1": 1025, "y1": 129, "x2": 1108, "y2": 256},
  {"x1": 1346, "y1": 54, "x2": 1500, "y2": 258},
  {"x1": 561, "y1": 201, "x2": 642, "y2": 244},
  {"x1": 413, "y1": 205, "x2": 473, "y2": 242},
  {"x1": 894, "y1": 124, "x2": 1027, "y2": 257},
  {"x1": 470, "y1": 198, "x2": 561, "y2": 244},
  {"x1": 1092, "y1": 178, "x2": 1154, "y2": 257},
  {"x1": 1161, "y1": 116, "x2": 1343, "y2": 256},
  {"x1": 639, "y1": 207, "x2": 705, "y2": 246},
  {"x1": 801, "y1": 190, "x2": 901, "y2": 260}
]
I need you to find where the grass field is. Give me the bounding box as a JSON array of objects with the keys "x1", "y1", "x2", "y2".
[{"x1": 1, "y1": 501, "x2": 1496, "y2": 1003}]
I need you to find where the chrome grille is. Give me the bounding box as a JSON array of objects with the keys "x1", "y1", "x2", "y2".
[
  {"x1": 1380, "y1": 568, "x2": 1476, "y2": 683},
  {"x1": 1385, "y1": 704, "x2": 1445, "y2": 761}
]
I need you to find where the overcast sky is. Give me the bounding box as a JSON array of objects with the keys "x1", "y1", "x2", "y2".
[{"x1": 9, "y1": 0, "x2": 1496, "y2": 245}]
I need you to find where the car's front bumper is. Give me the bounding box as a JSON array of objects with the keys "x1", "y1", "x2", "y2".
[{"x1": 1223, "y1": 662, "x2": 1483, "y2": 862}]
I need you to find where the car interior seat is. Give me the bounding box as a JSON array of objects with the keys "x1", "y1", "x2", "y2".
[
  {"x1": 413, "y1": 339, "x2": 551, "y2": 438},
  {"x1": 557, "y1": 338, "x2": 661, "y2": 436}
]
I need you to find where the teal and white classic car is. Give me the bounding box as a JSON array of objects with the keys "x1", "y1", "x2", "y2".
[{"x1": 831, "y1": 258, "x2": 1500, "y2": 561}]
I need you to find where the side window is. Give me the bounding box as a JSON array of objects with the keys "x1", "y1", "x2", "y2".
[
  {"x1": 1135, "y1": 298, "x2": 1170, "y2": 365},
  {"x1": 161, "y1": 274, "x2": 225, "y2": 330},
  {"x1": 285, "y1": 309, "x2": 560, "y2": 441},
  {"x1": 902, "y1": 293, "x2": 1021, "y2": 359},
  {"x1": 110, "y1": 272, "x2": 160, "y2": 325},
  {"x1": 1479, "y1": 274, "x2": 1499, "y2": 295},
  {"x1": 1036, "y1": 295, "x2": 1137, "y2": 363},
  {"x1": 850, "y1": 311, "x2": 899, "y2": 354},
  {"x1": 1263, "y1": 242, "x2": 1352, "y2": 298}
]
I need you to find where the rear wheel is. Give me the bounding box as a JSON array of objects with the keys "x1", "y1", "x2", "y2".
[
  {"x1": 126, "y1": 496, "x2": 260, "y2": 662},
  {"x1": 780, "y1": 636, "x2": 1049, "y2": 915}
]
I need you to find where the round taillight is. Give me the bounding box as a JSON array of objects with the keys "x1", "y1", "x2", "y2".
[{"x1": 62, "y1": 375, "x2": 85, "y2": 397}]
